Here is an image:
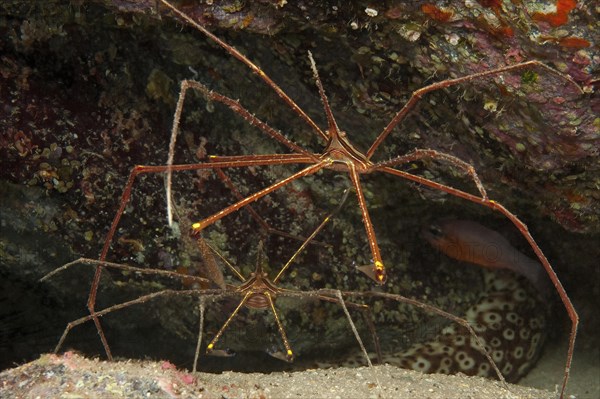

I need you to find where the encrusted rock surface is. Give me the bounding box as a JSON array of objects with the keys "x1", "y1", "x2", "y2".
[{"x1": 1, "y1": 1, "x2": 598, "y2": 397}]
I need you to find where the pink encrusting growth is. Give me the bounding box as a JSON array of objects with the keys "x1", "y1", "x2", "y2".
[
  {"x1": 532, "y1": 0, "x2": 577, "y2": 27},
  {"x1": 423, "y1": 219, "x2": 551, "y2": 297}
]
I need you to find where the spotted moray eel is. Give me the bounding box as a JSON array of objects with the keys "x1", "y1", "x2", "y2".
[{"x1": 316, "y1": 221, "x2": 549, "y2": 383}]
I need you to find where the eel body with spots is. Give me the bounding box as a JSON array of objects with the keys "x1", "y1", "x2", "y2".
[
  {"x1": 319, "y1": 220, "x2": 549, "y2": 383},
  {"x1": 379, "y1": 269, "x2": 547, "y2": 382}
]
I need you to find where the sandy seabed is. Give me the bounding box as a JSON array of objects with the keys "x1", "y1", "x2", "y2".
[{"x1": 0, "y1": 352, "x2": 565, "y2": 399}]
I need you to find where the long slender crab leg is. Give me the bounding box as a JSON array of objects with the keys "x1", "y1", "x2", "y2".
[
  {"x1": 191, "y1": 161, "x2": 331, "y2": 233},
  {"x1": 165, "y1": 78, "x2": 319, "y2": 226},
  {"x1": 348, "y1": 165, "x2": 386, "y2": 283},
  {"x1": 158, "y1": 0, "x2": 328, "y2": 142},
  {"x1": 366, "y1": 60, "x2": 583, "y2": 160}
]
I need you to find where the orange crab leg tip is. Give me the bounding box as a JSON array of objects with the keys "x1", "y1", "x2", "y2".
[
  {"x1": 191, "y1": 222, "x2": 203, "y2": 234},
  {"x1": 287, "y1": 349, "x2": 294, "y2": 360},
  {"x1": 206, "y1": 343, "x2": 214, "y2": 351},
  {"x1": 374, "y1": 261, "x2": 387, "y2": 284},
  {"x1": 376, "y1": 273, "x2": 387, "y2": 284}
]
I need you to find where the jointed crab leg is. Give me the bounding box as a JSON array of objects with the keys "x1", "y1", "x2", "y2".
[
  {"x1": 204, "y1": 291, "x2": 254, "y2": 355},
  {"x1": 366, "y1": 60, "x2": 582, "y2": 160},
  {"x1": 348, "y1": 165, "x2": 385, "y2": 282},
  {"x1": 159, "y1": 0, "x2": 327, "y2": 142},
  {"x1": 166, "y1": 79, "x2": 318, "y2": 226},
  {"x1": 56, "y1": 289, "x2": 203, "y2": 355},
  {"x1": 209, "y1": 162, "x2": 328, "y2": 245},
  {"x1": 273, "y1": 189, "x2": 351, "y2": 283},
  {"x1": 40, "y1": 256, "x2": 215, "y2": 355},
  {"x1": 190, "y1": 160, "x2": 330, "y2": 233},
  {"x1": 378, "y1": 149, "x2": 488, "y2": 198},
  {"x1": 41, "y1": 258, "x2": 211, "y2": 285}
]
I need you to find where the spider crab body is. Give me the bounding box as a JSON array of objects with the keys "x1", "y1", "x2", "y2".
[
  {"x1": 322, "y1": 132, "x2": 373, "y2": 173},
  {"x1": 204, "y1": 257, "x2": 296, "y2": 361}
]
